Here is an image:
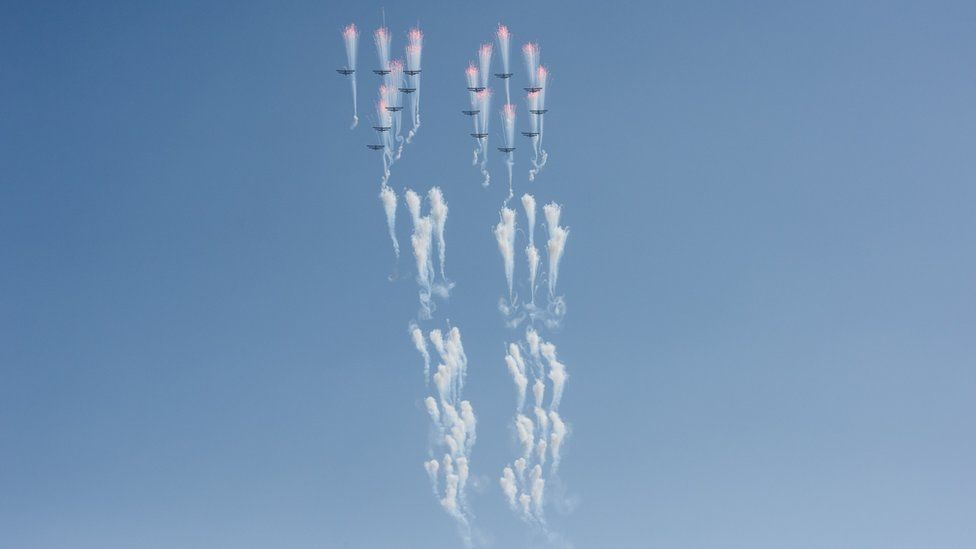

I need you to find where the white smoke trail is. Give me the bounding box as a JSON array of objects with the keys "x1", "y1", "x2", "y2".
[
  {"x1": 465, "y1": 63, "x2": 482, "y2": 168},
  {"x1": 496, "y1": 25, "x2": 512, "y2": 104},
  {"x1": 410, "y1": 322, "x2": 431, "y2": 382},
  {"x1": 378, "y1": 185, "x2": 398, "y2": 259},
  {"x1": 376, "y1": 92, "x2": 393, "y2": 185},
  {"x1": 386, "y1": 60, "x2": 405, "y2": 159},
  {"x1": 405, "y1": 188, "x2": 422, "y2": 227},
  {"x1": 405, "y1": 27, "x2": 423, "y2": 142},
  {"x1": 342, "y1": 24, "x2": 359, "y2": 128},
  {"x1": 501, "y1": 103, "x2": 516, "y2": 203},
  {"x1": 428, "y1": 187, "x2": 448, "y2": 280},
  {"x1": 522, "y1": 43, "x2": 540, "y2": 88},
  {"x1": 539, "y1": 342, "x2": 567, "y2": 411},
  {"x1": 529, "y1": 65, "x2": 550, "y2": 181},
  {"x1": 544, "y1": 202, "x2": 568, "y2": 297},
  {"x1": 505, "y1": 343, "x2": 528, "y2": 411},
  {"x1": 522, "y1": 194, "x2": 539, "y2": 303},
  {"x1": 411, "y1": 325, "x2": 477, "y2": 546},
  {"x1": 478, "y1": 43, "x2": 492, "y2": 90},
  {"x1": 476, "y1": 89, "x2": 492, "y2": 187},
  {"x1": 411, "y1": 214, "x2": 434, "y2": 319},
  {"x1": 494, "y1": 207, "x2": 516, "y2": 302}
]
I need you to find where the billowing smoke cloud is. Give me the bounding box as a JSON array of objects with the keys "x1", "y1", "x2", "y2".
[
  {"x1": 499, "y1": 327, "x2": 570, "y2": 530},
  {"x1": 494, "y1": 207, "x2": 517, "y2": 302},
  {"x1": 405, "y1": 27, "x2": 423, "y2": 142},
  {"x1": 496, "y1": 25, "x2": 512, "y2": 104},
  {"x1": 341, "y1": 24, "x2": 359, "y2": 128},
  {"x1": 412, "y1": 325, "x2": 477, "y2": 546}
]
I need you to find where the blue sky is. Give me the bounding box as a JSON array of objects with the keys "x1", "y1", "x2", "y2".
[{"x1": 2, "y1": 1, "x2": 975, "y2": 547}]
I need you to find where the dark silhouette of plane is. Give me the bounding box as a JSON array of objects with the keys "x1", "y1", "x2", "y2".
[
  {"x1": 497, "y1": 147, "x2": 516, "y2": 153},
  {"x1": 494, "y1": 73, "x2": 513, "y2": 78},
  {"x1": 521, "y1": 131, "x2": 539, "y2": 137},
  {"x1": 467, "y1": 86, "x2": 486, "y2": 92},
  {"x1": 470, "y1": 133, "x2": 488, "y2": 138},
  {"x1": 529, "y1": 109, "x2": 548, "y2": 115},
  {"x1": 404, "y1": 69, "x2": 422, "y2": 76},
  {"x1": 367, "y1": 144, "x2": 385, "y2": 150},
  {"x1": 399, "y1": 87, "x2": 416, "y2": 93},
  {"x1": 385, "y1": 106, "x2": 403, "y2": 112},
  {"x1": 373, "y1": 69, "x2": 391, "y2": 75},
  {"x1": 462, "y1": 110, "x2": 480, "y2": 115},
  {"x1": 336, "y1": 69, "x2": 355, "y2": 75},
  {"x1": 374, "y1": 126, "x2": 392, "y2": 132},
  {"x1": 524, "y1": 87, "x2": 542, "y2": 92}
]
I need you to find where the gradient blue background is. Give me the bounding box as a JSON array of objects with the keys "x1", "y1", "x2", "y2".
[{"x1": 3, "y1": 1, "x2": 974, "y2": 547}]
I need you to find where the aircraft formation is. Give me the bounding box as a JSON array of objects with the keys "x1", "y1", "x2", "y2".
[
  {"x1": 464, "y1": 26, "x2": 551, "y2": 201},
  {"x1": 336, "y1": 20, "x2": 568, "y2": 547}
]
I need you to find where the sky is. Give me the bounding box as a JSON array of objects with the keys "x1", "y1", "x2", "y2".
[{"x1": 2, "y1": 1, "x2": 975, "y2": 547}]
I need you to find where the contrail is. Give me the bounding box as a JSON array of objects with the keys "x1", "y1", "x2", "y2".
[
  {"x1": 412, "y1": 325, "x2": 478, "y2": 547},
  {"x1": 544, "y1": 202, "x2": 568, "y2": 297},
  {"x1": 341, "y1": 24, "x2": 359, "y2": 128},
  {"x1": 500, "y1": 103, "x2": 516, "y2": 204},
  {"x1": 496, "y1": 25, "x2": 512, "y2": 104},
  {"x1": 405, "y1": 27, "x2": 423, "y2": 142},
  {"x1": 494, "y1": 207, "x2": 517, "y2": 303}
]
